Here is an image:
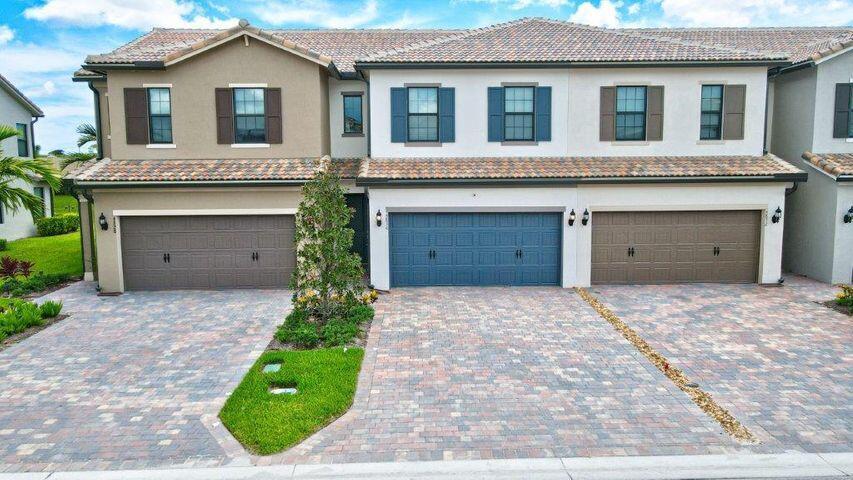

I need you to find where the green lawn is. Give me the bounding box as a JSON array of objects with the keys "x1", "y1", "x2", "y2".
[
  {"x1": 4, "y1": 232, "x2": 82, "y2": 277},
  {"x1": 219, "y1": 347, "x2": 364, "y2": 455},
  {"x1": 53, "y1": 195, "x2": 78, "y2": 215}
]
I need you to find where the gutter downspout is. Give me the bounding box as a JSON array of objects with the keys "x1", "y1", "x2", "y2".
[
  {"x1": 30, "y1": 116, "x2": 38, "y2": 157},
  {"x1": 88, "y1": 82, "x2": 104, "y2": 160}
]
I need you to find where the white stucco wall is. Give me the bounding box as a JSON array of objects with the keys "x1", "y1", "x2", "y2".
[
  {"x1": 832, "y1": 183, "x2": 852, "y2": 284},
  {"x1": 367, "y1": 182, "x2": 788, "y2": 290},
  {"x1": 368, "y1": 66, "x2": 768, "y2": 158},
  {"x1": 812, "y1": 51, "x2": 853, "y2": 154},
  {"x1": 329, "y1": 78, "x2": 369, "y2": 158}
]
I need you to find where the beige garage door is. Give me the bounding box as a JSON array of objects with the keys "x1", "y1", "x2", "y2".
[
  {"x1": 591, "y1": 210, "x2": 760, "y2": 284},
  {"x1": 121, "y1": 215, "x2": 295, "y2": 291}
]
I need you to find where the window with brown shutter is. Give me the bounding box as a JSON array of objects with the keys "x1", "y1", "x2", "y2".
[
  {"x1": 722, "y1": 84, "x2": 746, "y2": 140},
  {"x1": 600, "y1": 86, "x2": 616, "y2": 141},
  {"x1": 833, "y1": 83, "x2": 852, "y2": 139},
  {"x1": 646, "y1": 86, "x2": 664, "y2": 141},
  {"x1": 265, "y1": 88, "x2": 282, "y2": 144},
  {"x1": 215, "y1": 88, "x2": 234, "y2": 144},
  {"x1": 124, "y1": 88, "x2": 149, "y2": 145}
]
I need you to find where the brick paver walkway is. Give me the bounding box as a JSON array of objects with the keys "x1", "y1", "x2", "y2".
[
  {"x1": 0, "y1": 282, "x2": 289, "y2": 473},
  {"x1": 591, "y1": 276, "x2": 852, "y2": 454},
  {"x1": 266, "y1": 287, "x2": 738, "y2": 465}
]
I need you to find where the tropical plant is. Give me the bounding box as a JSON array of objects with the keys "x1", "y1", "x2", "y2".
[
  {"x1": 290, "y1": 167, "x2": 365, "y2": 324},
  {"x1": 0, "y1": 257, "x2": 19, "y2": 279},
  {"x1": 76, "y1": 122, "x2": 97, "y2": 149},
  {"x1": 0, "y1": 125, "x2": 60, "y2": 219}
]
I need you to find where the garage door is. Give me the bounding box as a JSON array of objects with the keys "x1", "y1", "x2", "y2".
[
  {"x1": 390, "y1": 212, "x2": 561, "y2": 286},
  {"x1": 591, "y1": 210, "x2": 759, "y2": 284},
  {"x1": 121, "y1": 215, "x2": 295, "y2": 290}
]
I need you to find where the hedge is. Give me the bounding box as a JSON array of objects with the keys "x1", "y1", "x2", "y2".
[{"x1": 36, "y1": 214, "x2": 79, "y2": 237}]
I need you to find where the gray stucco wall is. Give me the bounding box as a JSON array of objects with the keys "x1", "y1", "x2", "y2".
[
  {"x1": 832, "y1": 184, "x2": 852, "y2": 284},
  {"x1": 813, "y1": 52, "x2": 853, "y2": 154},
  {"x1": 783, "y1": 164, "x2": 839, "y2": 282},
  {"x1": 0, "y1": 86, "x2": 42, "y2": 240},
  {"x1": 0, "y1": 87, "x2": 33, "y2": 158},
  {"x1": 769, "y1": 67, "x2": 816, "y2": 163}
]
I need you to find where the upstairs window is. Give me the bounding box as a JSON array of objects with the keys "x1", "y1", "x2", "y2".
[
  {"x1": 234, "y1": 88, "x2": 266, "y2": 143},
  {"x1": 615, "y1": 86, "x2": 646, "y2": 141},
  {"x1": 147, "y1": 88, "x2": 172, "y2": 144},
  {"x1": 504, "y1": 86, "x2": 534, "y2": 141},
  {"x1": 16, "y1": 123, "x2": 28, "y2": 157},
  {"x1": 343, "y1": 94, "x2": 363, "y2": 134},
  {"x1": 407, "y1": 87, "x2": 438, "y2": 142},
  {"x1": 33, "y1": 186, "x2": 45, "y2": 218},
  {"x1": 700, "y1": 85, "x2": 724, "y2": 140}
]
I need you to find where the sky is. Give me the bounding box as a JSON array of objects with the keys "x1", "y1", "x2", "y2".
[{"x1": 1, "y1": 0, "x2": 851, "y2": 153}]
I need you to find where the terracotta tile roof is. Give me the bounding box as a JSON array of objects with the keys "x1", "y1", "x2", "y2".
[
  {"x1": 73, "y1": 157, "x2": 362, "y2": 183},
  {"x1": 84, "y1": 25, "x2": 460, "y2": 73},
  {"x1": 359, "y1": 155, "x2": 804, "y2": 182},
  {"x1": 630, "y1": 27, "x2": 853, "y2": 64},
  {"x1": 802, "y1": 152, "x2": 853, "y2": 179},
  {"x1": 358, "y1": 18, "x2": 785, "y2": 65}
]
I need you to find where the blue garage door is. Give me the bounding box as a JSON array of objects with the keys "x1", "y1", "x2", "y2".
[{"x1": 390, "y1": 212, "x2": 561, "y2": 286}]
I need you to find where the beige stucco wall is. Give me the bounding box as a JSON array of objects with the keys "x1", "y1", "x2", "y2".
[
  {"x1": 105, "y1": 37, "x2": 329, "y2": 160},
  {"x1": 91, "y1": 186, "x2": 305, "y2": 292},
  {"x1": 91, "y1": 80, "x2": 111, "y2": 158}
]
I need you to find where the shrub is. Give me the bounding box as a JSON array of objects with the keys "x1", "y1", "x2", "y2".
[
  {"x1": 0, "y1": 299, "x2": 44, "y2": 340},
  {"x1": 321, "y1": 318, "x2": 359, "y2": 346},
  {"x1": 836, "y1": 285, "x2": 853, "y2": 313},
  {"x1": 1, "y1": 272, "x2": 70, "y2": 297},
  {"x1": 0, "y1": 239, "x2": 7, "y2": 252},
  {"x1": 0, "y1": 257, "x2": 19, "y2": 278},
  {"x1": 275, "y1": 310, "x2": 321, "y2": 349},
  {"x1": 348, "y1": 304, "x2": 374, "y2": 325},
  {"x1": 39, "y1": 300, "x2": 62, "y2": 318},
  {"x1": 36, "y1": 213, "x2": 79, "y2": 237}
]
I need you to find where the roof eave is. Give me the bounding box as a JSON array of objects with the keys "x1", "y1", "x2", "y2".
[
  {"x1": 355, "y1": 59, "x2": 789, "y2": 70},
  {"x1": 356, "y1": 173, "x2": 806, "y2": 187}
]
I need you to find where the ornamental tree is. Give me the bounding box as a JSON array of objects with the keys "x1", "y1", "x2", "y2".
[{"x1": 290, "y1": 167, "x2": 365, "y2": 323}]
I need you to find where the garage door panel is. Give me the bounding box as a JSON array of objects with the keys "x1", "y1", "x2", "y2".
[{"x1": 456, "y1": 232, "x2": 474, "y2": 247}]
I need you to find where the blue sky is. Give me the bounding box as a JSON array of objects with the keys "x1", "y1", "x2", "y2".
[{"x1": 1, "y1": 0, "x2": 851, "y2": 153}]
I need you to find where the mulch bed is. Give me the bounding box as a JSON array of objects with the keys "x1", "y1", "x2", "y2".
[
  {"x1": 821, "y1": 300, "x2": 852, "y2": 316},
  {"x1": 0, "y1": 314, "x2": 70, "y2": 353}
]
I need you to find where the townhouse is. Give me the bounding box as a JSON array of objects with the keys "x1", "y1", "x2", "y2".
[{"x1": 71, "y1": 18, "x2": 853, "y2": 293}]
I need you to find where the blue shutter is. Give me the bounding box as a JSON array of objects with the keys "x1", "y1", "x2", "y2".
[
  {"x1": 487, "y1": 87, "x2": 504, "y2": 142},
  {"x1": 438, "y1": 87, "x2": 455, "y2": 143},
  {"x1": 535, "y1": 86, "x2": 551, "y2": 142},
  {"x1": 390, "y1": 87, "x2": 407, "y2": 143}
]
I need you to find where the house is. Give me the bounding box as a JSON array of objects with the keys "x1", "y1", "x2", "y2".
[
  {"x1": 71, "y1": 18, "x2": 819, "y2": 293},
  {"x1": 631, "y1": 27, "x2": 853, "y2": 285},
  {"x1": 0, "y1": 73, "x2": 53, "y2": 241}
]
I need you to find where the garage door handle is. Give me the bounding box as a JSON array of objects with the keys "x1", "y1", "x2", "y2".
[
  {"x1": 166, "y1": 253, "x2": 171, "y2": 263},
  {"x1": 163, "y1": 253, "x2": 167, "y2": 263}
]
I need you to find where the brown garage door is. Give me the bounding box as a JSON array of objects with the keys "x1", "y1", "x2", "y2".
[
  {"x1": 591, "y1": 210, "x2": 760, "y2": 284},
  {"x1": 121, "y1": 215, "x2": 295, "y2": 290}
]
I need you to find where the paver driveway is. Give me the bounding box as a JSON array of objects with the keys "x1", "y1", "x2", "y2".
[
  {"x1": 267, "y1": 287, "x2": 737, "y2": 465},
  {"x1": 591, "y1": 276, "x2": 852, "y2": 454},
  {"x1": 0, "y1": 282, "x2": 289, "y2": 473}
]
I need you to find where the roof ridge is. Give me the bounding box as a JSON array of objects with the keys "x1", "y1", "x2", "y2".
[{"x1": 358, "y1": 17, "x2": 536, "y2": 62}]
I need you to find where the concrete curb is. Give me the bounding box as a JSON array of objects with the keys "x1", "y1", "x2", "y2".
[{"x1": 2, "y1": 452, "x2": 850, "y2": 480}]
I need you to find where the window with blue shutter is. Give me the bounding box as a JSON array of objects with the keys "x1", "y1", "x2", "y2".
[
  {"x1": 535, "y1": 86, "x2": 551, "y2": 141},
  {"x1": 487, "y1": 87, "x2": 505, "y2": 142},
  {"x1": 391, "y1": 86, "x2": 455, "y2": 143},
  {"x1": 390, "y1": 87, "x2": 407, "y2": 143},
  {"x1": 488, "y1": 86, "x2": 551, "y2": 142},
  {"x1": 438, "y1": 87, "x2": 455, "y2": 143}
]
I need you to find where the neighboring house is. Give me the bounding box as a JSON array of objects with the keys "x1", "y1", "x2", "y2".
[
  {"x1": 634, "y1": 27, "x2": 853, "y2": 285},
  {"x1": 0, "y1": 73, "x2": 53, "y2": 241},
  {"x1": 72, "y1": 18, "x2": 819, "y2": 293}
]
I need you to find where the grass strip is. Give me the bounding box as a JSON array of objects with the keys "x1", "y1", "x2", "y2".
[{"x1": 577, "y1": 287, "x2": 757, "y2": 444}]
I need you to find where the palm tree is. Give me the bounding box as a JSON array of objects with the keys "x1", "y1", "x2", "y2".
[
  {"x1": 76, "y1": 122, "x2": 97, "y2": 149},
  {"x1": 0, "y1": 125, "x2": 60, "y2": 218}
]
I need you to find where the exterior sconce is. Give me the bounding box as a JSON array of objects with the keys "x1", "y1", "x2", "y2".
[
  {"x1": 771, "y1": 207, "x2": 782, "y2": 224},
  {"x1": 568, "y1": 209, "x2": 576, "y2": 226},
  {"x1": 581, "y1": 209, "x2": 590, "y2": 226},
  {"x1": 98, "y1": 213, "x2": 108, "y2": 231},
  {"x1": 844, "y1": 206, "x2": 853, "y2": 224},
  {"x1": 375, "y1": 210, "x2": 383, "y2": 227}
]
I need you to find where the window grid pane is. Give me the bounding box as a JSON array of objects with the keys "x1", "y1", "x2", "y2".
[
  {"x1": 16, "y1": 123, "x2": 27, "y2": 156},
  {"x1": 700, "y1": 85, "x2": 723, "y2": 140},
  {"x1": 147, "y1": 88, "x2": 173, "y2": 144},
  {"x1": 234, "y1": 88, "x2": 266, "y2": 143},
  {"x1": 407, "y1": 87, "x2": 438, "y2": 142},
  {"x1": 343, "y1": 95, "x2": 363, "y2": 134},
  {"x1": 615, "y1": 86, "x2": 646, "y2": 141}
]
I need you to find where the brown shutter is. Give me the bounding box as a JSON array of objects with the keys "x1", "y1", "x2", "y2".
[
  {"x1": 600, "y1": 86, "x2": 616, "y2": 141},
  {"x1": 215, "y1": 88, "x2": 233, "y2": 144},
  {"x1": 646, "y1": 86, "x2": 664, "y2": 141},
  {"x1": 265, "y1": 88, "x2": 282, "y2": 144},
  {"x1": 722, "y1": 84, "x2": 746, "y2": 140},
  {"x1": 124, "y1": 88, "x2": 148, "y2": 145},
  {"x1": 833, "y1": 83, "x2": 851, "y2": 138}
]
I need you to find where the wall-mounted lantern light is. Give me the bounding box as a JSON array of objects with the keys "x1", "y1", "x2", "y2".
[
  {"x1": 581, "y1": 209, "x2": 590, "y2": 226},
  {"x1": 844, "y1": 206, "x2": 853, "y2": 224},
  {"x1": 568, "y1": 209, "x2": 576, "y2": 226},
  {"x1": 771, "y1": 207, "x2": 782, "y2": 224},
  {"x1": 98, "y1": 213, "x2": 108, "y2": 231},
  {"x1": 375, "y1": 210, "x2": 383, "y2": 227}
]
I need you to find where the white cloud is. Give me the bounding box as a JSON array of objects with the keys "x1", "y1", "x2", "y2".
[
  {"x1": 374, "y1": 11, "x2": 436, "y2": 29},
  {"x1": 659, "y1": 0, "x2": 853, "y2": 26},
  {"x1": 569, "y1": 0, "x2": 622, "y2": 27},
  {"x1": 24, "y1": 0, "x2": 237, "y2": 30},
  {"x1": 0, "y1": 25, "x2": 13, "y2": 45},
  {"x1": 454, "y1": 0, "x2": 569, "y2": 10},
  {"x1": 207, "y1": 1, "x2": 231, "y2": 14},
  {"x1": 26, "y1": 81, "x2": 57, "y2": 98},
  {"x1": 627, "y1": 2, "x2": 641, "y2": 14},
  {"x1": 253, "y1": 0, "x2": 379, "y2": 28}
]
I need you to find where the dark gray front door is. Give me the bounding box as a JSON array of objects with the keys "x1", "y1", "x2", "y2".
[
  {"x1": 389, "y1": 212, "x2": 561, "y2": 287},
  {"x1": 121, "y1": 215, "x2": 295, "y2": 290},
  {"x1": 591, "y1": 210, "x2": 760, "y2": 284}
]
